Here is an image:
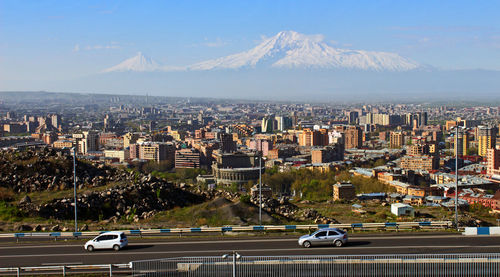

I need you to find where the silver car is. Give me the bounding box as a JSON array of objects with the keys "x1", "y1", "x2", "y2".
[{"x1": 298, "y1": 228, "x2": 348, "y2": 248}]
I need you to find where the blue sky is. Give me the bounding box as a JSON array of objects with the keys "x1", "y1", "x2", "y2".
[{"x1": 1, "y1": 0, "x2": 499, "y2": 83}]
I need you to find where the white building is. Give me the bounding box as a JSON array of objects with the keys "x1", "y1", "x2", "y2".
[
  {"x1": 391, "y1": 203, "x2": 415, "y2": 217},
  {"x1": 104, "y1": 150, "x2": 129, "y2": 162}
]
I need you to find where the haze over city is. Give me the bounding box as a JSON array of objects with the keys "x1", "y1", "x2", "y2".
[
  {"x1": 2, "y1": 1, "x2": 500, "y2": 275},
  {"x1": 1, "y1": 1, "x2": 499, "y2": 100}
]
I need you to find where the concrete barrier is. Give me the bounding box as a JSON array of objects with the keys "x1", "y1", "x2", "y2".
[{"x1": 463, "y1": 227, "x2": 500, "y2": 236}]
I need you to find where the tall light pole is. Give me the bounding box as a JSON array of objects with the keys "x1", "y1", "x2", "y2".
[
  {"x1": 72, "y1": 147, "x2": 78, "y2": 232},
  {"x1": 454, "y1": 125, "x2": 459, "y2": 230},
  {"x1": 259, "y1": 152, "x2": 262, "y2": 226}
]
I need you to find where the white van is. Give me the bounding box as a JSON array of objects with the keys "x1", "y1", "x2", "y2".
[{"x1": 84, "y1": 231, "x2": 128, "y2": 251}]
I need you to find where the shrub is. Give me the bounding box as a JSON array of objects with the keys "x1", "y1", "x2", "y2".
[
  {"x1": 240, "y1": 194, "x2": 251, "y2": 204},
  {"x1": 0, "y1": 201, "x2": 24, "y2": 222}
]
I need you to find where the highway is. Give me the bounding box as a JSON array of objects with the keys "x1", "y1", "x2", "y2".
[{"x1": 1, "y1": 233, "x2": 500, "y2": 267}]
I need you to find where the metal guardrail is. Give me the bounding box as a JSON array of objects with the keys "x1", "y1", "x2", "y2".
[
  {"x1": 0, "y1": 263, "x2": 131, "y2": 276},
  {"x1": 0, "y1": 221, "x2": 452, "y2": 239},
  {"x1": 131, "y1": 254, "x2": 500, "y2": 276}
]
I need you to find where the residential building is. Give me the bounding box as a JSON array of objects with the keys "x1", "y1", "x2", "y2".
[
  {"x1": 478, "y1": 126, "x2": 497, "y2": 157},
  {"x1": 298, "y1": 129, "x2": 328, "y2": 147},
  {"x1": 123, "y1": 132, "x2": 140, "y2": 149},
  {"x1": 400, "y1": 155, "x2": 439, "y2": 171},
  {"x1": 333, "y1": 183, "x2": 356, "y2": 201},
  {"x1": 454, "y1": 131, "x2": 469, "y2": 156},
  {"x1": 175, "y1": 148, "x2": 201, "y2": 168},
  {"x1": 390, "y1": 131, "x2": 404, "y2": 148},
  {"x1": 249, "y1": 139, "x2": 272, "y2": 156},
  {"x1": 311, "y1": 144, "x2": 344, "y2": 163},
  {"x1": 104, "y1": 149, "x2": 129, "y2": 162},
  {"x1": 78, "y1": 131, "x2": 99, "y2": 154},
  {"x1": 52, "y1": 140, "x2": 73, "y2": 149},
  {"x1": 129, "y1": 142, "x2": 175, "y2": 162},
  {"x1": 344, "y1": 126, "x2": 363, "y2": 149},
  {"x1": 487, "y1": 147, "x2": 500, "y2": 176}
]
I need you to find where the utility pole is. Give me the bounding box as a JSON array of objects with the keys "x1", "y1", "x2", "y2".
[
  {"x1": 455, "y1": 125, "x2": 459, "y2": 230},
  {"x1": 73, "y1": 148, "x2": 78, "y2": 232}
]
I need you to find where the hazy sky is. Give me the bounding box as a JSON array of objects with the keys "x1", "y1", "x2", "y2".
[{"x1": 1, "y1": 0, "x2": 499, "y2": 83}]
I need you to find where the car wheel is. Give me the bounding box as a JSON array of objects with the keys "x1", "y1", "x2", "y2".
[
  {"x1": 334, "y1": 240, "x2": 343, "y2": 247},
  {"x1": 113, "y1": 244, "x2": 120, "y2": 251},
  {"x1": 303, "y1": 241, "x2": 311, "y2": 248},
  {"x1": 87, "y1": 245, "x2": 94, "y2": 252}
]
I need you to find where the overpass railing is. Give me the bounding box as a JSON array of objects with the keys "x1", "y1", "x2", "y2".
[
  {"x1": 0, "y1": 263, "x2": 131, "y2": 277},
  {"x1": 131, "y1": 253, "x2": 500, "y2": 277},
  {"x1": 0, "y1": 221, "x2": 452, "y2": 240}
]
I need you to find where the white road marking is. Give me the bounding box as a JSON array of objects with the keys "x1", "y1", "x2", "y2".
[
  {"x1": 41, "y1": 262, "x2": 83, "y2": 265},
  {"x1": 1, "y1": 245, "x2": 499, "y2": 259}
]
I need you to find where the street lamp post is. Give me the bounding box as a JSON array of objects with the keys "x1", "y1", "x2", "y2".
[
  {"x1": 259, "y1": 152, "x2": 262, "y2": 226},
  {"x1": 222, "y1": 251, "x2": 241, "y2": 277},
  {"x1": 73, "y1": 148, "x2": 78, "y2": 232},
  {"x1": 455, "y1": 125, "x2": 459, "y2": 230}
]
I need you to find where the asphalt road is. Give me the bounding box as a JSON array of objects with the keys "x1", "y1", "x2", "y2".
[{"x1": 1, "y1": 234, "x2": 500, "y2": 267}]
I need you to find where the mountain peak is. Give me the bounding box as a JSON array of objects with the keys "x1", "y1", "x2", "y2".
[
  {"x1": 103, "y1": 52, "x2": 161, "y2": 73},
  {"x1": 188, "y1": 30, "x2": 419, "y2": 71},
  {"x1": 103, "y1": 31, "x2": 420, "y2": 72}
]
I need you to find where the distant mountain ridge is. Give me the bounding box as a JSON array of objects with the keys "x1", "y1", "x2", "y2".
[{"x1": 103, "y1": 31, "x2": 420, "y2": 73}]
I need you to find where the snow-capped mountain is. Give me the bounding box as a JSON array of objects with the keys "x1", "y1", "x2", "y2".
[
  {"x1": 102, "y1": 52, "x2": 163, "y2": 72},
  {"x1": 188, "y1": 31, "x2": 420, "y2": 71},
  {"x1": 102, "y1": 31, "x2": 420, "y2": 73}
]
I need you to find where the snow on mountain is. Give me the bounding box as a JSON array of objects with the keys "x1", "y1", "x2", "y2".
[
  {"x1": 102, "y1": 31, "x2": 420, "y2": 73},
  {"x1": 188, "y1": 31, "x2": 419, "y2": 71},
  {"x1": 102, "y1": 52, "x2": 163, "y2": 72}
]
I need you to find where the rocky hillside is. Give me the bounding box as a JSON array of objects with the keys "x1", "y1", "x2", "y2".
[
  {"x1": 0, "y1": 149, "x2": 205, "y2": 222},
  {"x1": 0, "y1": 148, "x2": 116, "y2": 192}
]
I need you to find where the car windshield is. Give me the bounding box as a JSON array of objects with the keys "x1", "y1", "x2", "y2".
[{"x1": 336, "y1": 229, "x2": 346, "y2": 234}]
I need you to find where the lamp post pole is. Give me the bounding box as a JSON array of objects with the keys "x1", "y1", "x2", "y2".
[
  {"x1": 455, "y1": 125, "x2": 459, "y2": 230},
  {"x1": 232, "y1": 251, "x2": 237, "y2": 277},
  {"x1": 73, "y1": 148, "x2": 78, "y2": 232},
  {"x1": 259, "y1": 152, "x2": 262, "y2": 226}
]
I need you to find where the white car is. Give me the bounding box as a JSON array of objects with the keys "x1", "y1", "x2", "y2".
[{"x1": 84, "y1": 231, "x2": 128, "y2": 251}]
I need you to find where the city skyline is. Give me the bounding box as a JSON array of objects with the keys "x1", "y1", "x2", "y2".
[{"x1": 1, "y1": 1, "x2": 499, "y2": 99}]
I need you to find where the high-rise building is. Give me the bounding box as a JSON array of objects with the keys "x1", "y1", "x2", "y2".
[
  {"x1": 419, "y1": 112, "x2": 428, "y2": 127},
  {"x1": 344, "y1": 126, "x2": 363, "y2": 149},
  {"x1": 298, "y1": 129, "x2": 328, "y2": 147},
  {"x1": 261, "y1": 116, "x2": 275, "y2": 133},
  {"x1": 348, "y1": 111, "x2": 359, "y2": 124},
  {"x1": 50, "y1": 114, "x2": 61, "y2": 130},
  {"x1": 477, "y1": 126, "x2": 497, "y2": 157},
  {"x1": 275, "y1": 116, "x2": 293, "y2": 131},
  {"x1": 390, "y1": 131, "x2": 404, "y2": 148},
  {"x1": 79, "y1": 131, "x2": 99, "y2": 154},
  {"x1": 454, "y1": 131, "x2": 469, "y2": 156},
  {"x1": 487, "y1": 147, "x2": 500, "y2": 176},
  {"x1": 103, "y1": 114, "x2": 112, "y2": 131}
]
